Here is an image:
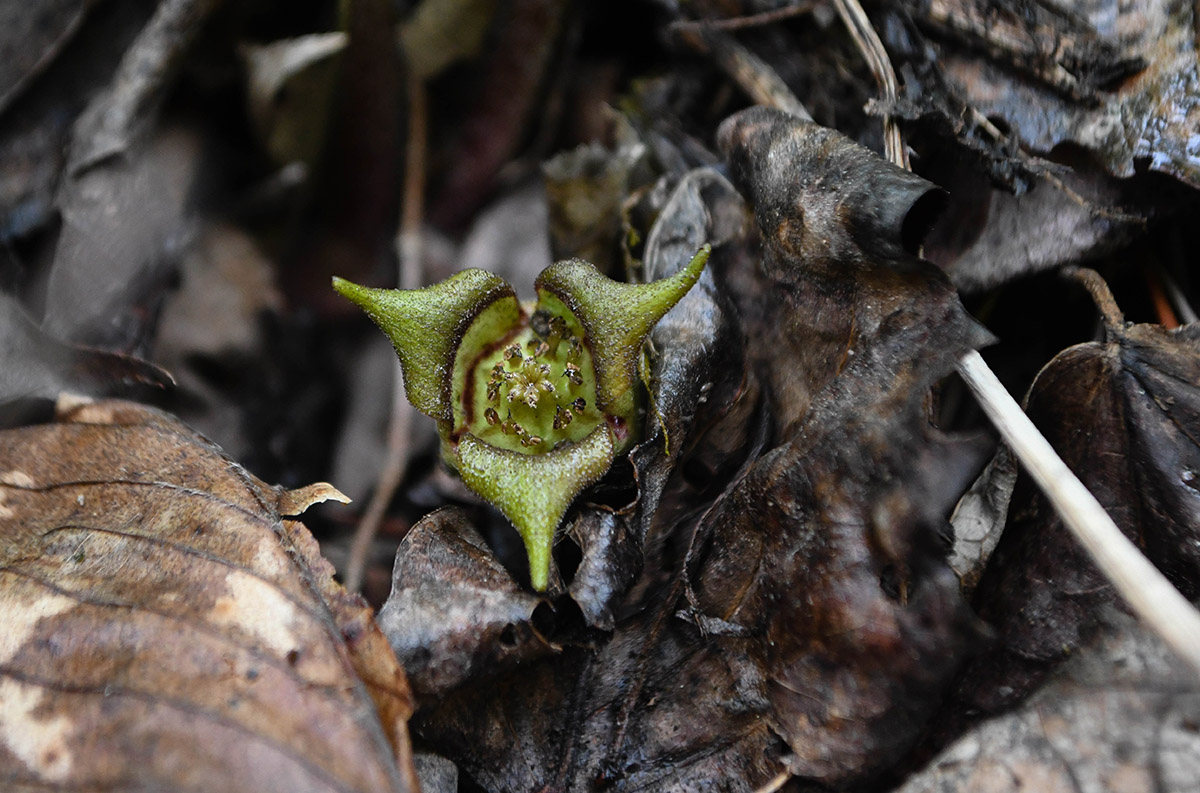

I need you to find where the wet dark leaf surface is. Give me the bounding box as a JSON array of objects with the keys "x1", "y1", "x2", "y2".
[{"x1": 901, "y1": 605, "x2": 1200, "y2": 793}]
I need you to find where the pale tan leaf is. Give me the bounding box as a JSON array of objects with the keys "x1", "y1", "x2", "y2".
[{"x1": 0, "y1": 399, "x2": 416, "y2": 792}]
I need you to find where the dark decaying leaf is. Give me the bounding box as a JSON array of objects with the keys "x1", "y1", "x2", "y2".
[
  {"x1": 563, "y1": 507, "x2": 639, "y2": 631},
  {"x1": 389, "y1": 106, "x2": 994, "y2": 791},
  {"x1": 903, "y1": 0, "x2": 1200, "y2": 188},
  {"x1": 376, "y1": 507, "x2": 555, "y2": 703},
  {"x1": 39, "y1": 0, "x2": 223, "y2": 350},
  {"x1": 43, "y1": 126, "x2": 201, "y2": 350},
  {"x1": 0, "y1": 293, "x2": 174, "y2": 407},
  {"x1": 568, "y1": 164, "x2": 760, "y2": 631},
  {"x1": 65, "y1": 0, "x2": 220, "y2": 175},
  {"x1": 715, "y1": 106, "x2": 989, "y2": 435},
  {"x1": 0, "y1": 1, "x2": 154, "y2": 244},
  {"x1": 944, "y1": 270, "x2": 1200, "y2": 725},
  {"x1": 0, "y1": 0, "x2": 93, "y2": 115},
  {"x1": 881, "y1": 1, "x2": 1166, "y2": 292},
  {"x1": 692, "y1": 106, "x2": 993, "y2": 784},
  {"x1": 947, "y1": 445, "x2": 1017, "y2": 595},
  {"x1": 623, "y1": 166, "x2": 762, "y2": 585},
  {"x1": 0, "y1": 398, "x2": 416, "y2": 792},
  {"x1": 899, "y1": 605, "x2": 1200, "y2": 793},
  {"x1": 921, "y1": 165, "x2": 1142, "y2": 293}
]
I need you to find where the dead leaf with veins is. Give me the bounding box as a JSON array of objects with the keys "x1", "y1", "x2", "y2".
[{"x1": 0, "y1": 398, "x2": 417, "y2": 792}]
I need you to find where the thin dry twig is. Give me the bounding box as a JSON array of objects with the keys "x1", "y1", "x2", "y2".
[
  {"x1": 675, "y1": 24, "x2": 812, "y2": 121},
  {"x1": 1061, "y1": 265, "x2": 1125, "y2": 333},
  {"x1": 831, "y1": 0, "x2": 908, "y2": 169},
  {"x1": 344, "y1": 70, "x2": 427, "y2": 594},
  {"x1": 956, "y1": 350, "x2": 1200, "y2": 676},
  {"x1": 670, "y1": 2, "x2": 816, "y2": 33}
]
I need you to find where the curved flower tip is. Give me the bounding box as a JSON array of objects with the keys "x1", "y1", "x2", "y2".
[
  {"x1": 332, "y1": 272, "x2": 518, "y2": 420},
  {"x1": 334, "y1": 244, "x2": 709, "y2": 591},
  {"x1": 535, "y1": 244, "x2": 711, "y2": 421},
  {"x1": 457, "y1": 426, "x2": 615, "y2": 590}
]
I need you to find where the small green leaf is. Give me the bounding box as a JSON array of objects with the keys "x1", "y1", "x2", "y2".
[
  {"x1": 534, "y1": 244, "x2": 710, "y2": 422},
  {"x1": 456, "y1": 425, "x2": 615, "y2": 590},
  {"x1": 332, "y1": 271, "x2": 518, "y2": 420}
]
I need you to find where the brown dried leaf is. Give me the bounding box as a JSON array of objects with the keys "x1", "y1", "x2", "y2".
[
  {"x1": 0, "y1": 399, "x2": 416, "y2": 792},
  {"x1": 899, "y1": 605, "x2": 1200, "y2": 793},
  {"x1": 909, "y1": 0, "x2": 1200, "y2": 187},
  {"x1": 376, "y1": 507, "x2": 556, "y2": 703}
]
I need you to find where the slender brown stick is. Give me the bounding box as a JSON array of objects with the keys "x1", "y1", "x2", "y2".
[
  {"x1": 671, "y1": 2, "x2": 816, "y2": 33},
  {"x1": 831, "y1": 0, "x2": 908, "y2": 169},
  {"x1": 344, "y1": 71, "x2": 427, "y2": 593},
  {"x1": 675, "y1": 24, "x2": 812, "y2": 121},
  {"x1": 1061, "y1": 265, "x2": 1125, "y2": 335}
]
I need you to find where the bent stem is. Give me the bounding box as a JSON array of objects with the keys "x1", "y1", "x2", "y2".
[{"x1": 957, "y1": 350, "x2": 1200, "y2": 676}]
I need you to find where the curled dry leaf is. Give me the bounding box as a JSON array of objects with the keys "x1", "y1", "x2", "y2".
[
  {"x1": 0, "y1": 399, "x2": 416, "y2": 792},
  {"x1": 686, "y1": 106, "x2": 995, "y2": 785}
]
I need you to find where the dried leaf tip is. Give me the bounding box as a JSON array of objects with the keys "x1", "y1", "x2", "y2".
[{"x1": 277, "y1": 482, "x2": 351, "y2": 516}]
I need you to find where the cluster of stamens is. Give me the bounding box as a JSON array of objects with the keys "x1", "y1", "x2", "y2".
[{"x1": 481, "y1": 312, "x2": 588, "y2": 450}]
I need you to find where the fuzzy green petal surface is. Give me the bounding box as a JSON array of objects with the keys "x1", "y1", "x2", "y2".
[
  {"x1": 333, "y1": 271, "x2": 518, "y2": 420},
  {"x1": 456, "y1": 425, "x2": 615, "y2": 590},
  {"x1": 534, "y1": 245, "x2": 710, "y2": 420}
]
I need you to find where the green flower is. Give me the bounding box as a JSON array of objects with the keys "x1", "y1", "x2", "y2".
[{"x1": 333, "y1": 245, "x2": 710, "y2": 590}]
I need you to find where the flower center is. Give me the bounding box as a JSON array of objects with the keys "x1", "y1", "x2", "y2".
[{"x1": 464, "y1": 308, "x2": 602, "y2": 454}]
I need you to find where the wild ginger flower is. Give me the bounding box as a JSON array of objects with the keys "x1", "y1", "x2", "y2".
[{"x1": 333, "y1": 245, "x2": 710, "y2": 590}]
